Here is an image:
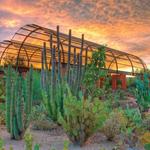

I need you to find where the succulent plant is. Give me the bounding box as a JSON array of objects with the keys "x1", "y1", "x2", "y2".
[{"x1": 5, "y1": 65, "x2": 33, "y2": 139}]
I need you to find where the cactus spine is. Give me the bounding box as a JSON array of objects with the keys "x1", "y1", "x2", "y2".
[{"x1": 5, "y1": 65, "x2": 33, "y2": 139}]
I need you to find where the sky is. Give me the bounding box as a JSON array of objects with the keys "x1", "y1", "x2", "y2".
[{"x1": 0, "y1": 0, "x2": 150, "y2": 67}]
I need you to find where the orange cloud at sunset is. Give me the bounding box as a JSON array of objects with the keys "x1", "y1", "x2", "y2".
[
  {"x1": 0, "y1": 18, "x2": 21, "y2": 28},
  {"x1": 0, "y1": 0, "x2": 150, "y2": 67}
]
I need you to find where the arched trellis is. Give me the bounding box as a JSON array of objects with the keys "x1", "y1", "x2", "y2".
[
  {"x1": 107, "y1": 48, "x2": 118, "y2": 72},
  {"x1": 0, "y1": 24, "x2": 147, "y2": 75},
  {"x1": 107, "y1": 54, "x2": 134, "y2": 73},
  {"x1": 0, "y1": 41, "x2": 12, "y2": 64},
  {"x1": 0, "y1": 40, "x2": 29, "y2": 65},
  {"x1": 14, "y1": 26, "x2": 42, "y2": 67}
]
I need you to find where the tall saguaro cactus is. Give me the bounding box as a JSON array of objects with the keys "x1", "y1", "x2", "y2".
[{"x1": 5, "y1": 66, "x2": 33, "y2": 140}]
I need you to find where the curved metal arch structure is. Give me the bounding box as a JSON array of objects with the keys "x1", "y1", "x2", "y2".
[{"x1": 0, "y1": 24, "x2": 147, "y2": 75}]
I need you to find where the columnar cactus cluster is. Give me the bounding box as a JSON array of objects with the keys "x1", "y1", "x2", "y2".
[
  {"x1": 5, "y1": 66, "x2": 33, "y2": 139},
  {"x1": 41, "y1": 27, "x2": 84, "y2": 122}
]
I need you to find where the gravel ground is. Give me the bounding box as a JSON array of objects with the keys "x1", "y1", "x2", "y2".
[
  {"x1": 0, "y1": 125, "x2": 117, "y2": 150},
  {"x1": 0, "y1": 125, "x2": 145, "y2": 150}
]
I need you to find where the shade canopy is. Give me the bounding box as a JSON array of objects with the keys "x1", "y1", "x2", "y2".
[{"x1": 0, "y1": 24, "x2": 147, "y2": 75}]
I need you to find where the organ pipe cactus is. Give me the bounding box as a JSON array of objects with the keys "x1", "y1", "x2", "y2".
[
  {"x1": 41, "y1": 27, "x2": 84, "y2": 122},
  {"x1": 42, "y1": 42, "x2": 64, "y2": 122},
  {"x1": 5, "y1": 65, "x2": 33, "y2": 139}
]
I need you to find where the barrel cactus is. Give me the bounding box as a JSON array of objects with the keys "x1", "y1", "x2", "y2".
[{"x1": 5, "y1": 65, "x2": 33, "y2": 140}]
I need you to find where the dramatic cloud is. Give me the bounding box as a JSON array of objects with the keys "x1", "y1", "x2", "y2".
[{"x1": 0, "y1": 0, "x2": 150, "y2": 67}]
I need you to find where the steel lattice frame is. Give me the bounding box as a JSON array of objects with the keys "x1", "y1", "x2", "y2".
[{"x1": 0, "y1": 24, "x2": 147, "y2": 75}]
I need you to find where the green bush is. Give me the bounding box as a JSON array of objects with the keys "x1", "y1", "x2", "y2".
[
  {"x1": 31, "y1": 104, "x2": 56, "y2": 130},
  {"x1": 124, "y1": 107, "x2": 142, "y2": 130},
  {"x1": 58, "y1": 86, "x2": 109, "y2": 146},
  {"x1": 142, "y1": 115, "x2": 150, "y2": 131},
  {"x1": 0, "y1": 103, "x2": 5, "y2": 125},
  {"x1": 135, "y1": 73, "x2": 150, "y2": 112},
  {"x1": 127, "y1": 77, "x2": 136, "y2": 88},
  {"x1": 0, "y1": 138, "x2": 4, "y2": 150},
  {"x1": 31, "y1": 104, "x2": 48, "y2": 122},
  {"x1": 24, "y1": 131, "x2": 41, "y2": 150},
  {"x1": 0, "y1": 133, "x2": 40, "y2": 150},
  {"x1": 116, "y1": 89, "x2": 127, "y2": 100},
  {"x1": 83, "y1": 46, "x2": 107, "y2": 99},
  {"x1": 0, "y1": 76, "x2": 5, "y2": 100},
  {"x1": 24, "y1": 131, "x2": 33, "y2": 150},
  {"x1": 0, "y1": 76, "x2": 5, "y2": 126},
  {"x1": 102, "y1": 109, "x2": 128, "y2": 141}
]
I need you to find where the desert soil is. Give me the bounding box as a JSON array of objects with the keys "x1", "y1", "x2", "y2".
[{"x1": 0, "y1": 125, "x2": 117, "y2": 150}]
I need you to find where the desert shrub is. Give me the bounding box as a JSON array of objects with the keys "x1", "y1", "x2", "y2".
[
  {"x1": 63, "y1": 140, "x2": 69, "y2": 150},
  {"x1": 127, "y1": 77, "x2": 136, "y2": 88},
  {"x1": 31, "y1": 104, "x2": 48, "y2": 122},
  {"x1": 24, "y1": 131, "x2": 41, "y2": 150},
  {"x1": 135, "y1": 72, "x2": 150, "y2": 112},
  {"x1": 31, "y1": 104, "x2": 58, "y2": 131},
  {"x1": 0, "y1": 112, "x2": 5, "y2": 125},
  {"x1": 83, "y1": 46, "x2": 108, "y2": 99},
  {"x1": 0, "y1": 138, "x2": 4, "y2": 150},
  {"x1": 124, "y1": 107, "x2": 142, "y2": 131},
  {"x1": 122, "y1": 107, "x2": 144, "y2": 148},
  {"x1": 0, "y1": 135, "x2": 41, "y2": 150},
  {"x1": 0, "y1": 103, "x2": 5, "y2": 125},
  {"x1": 59, "y1": 87, "x2": 109, "y2": 146},
  {"x1": 113, "y1": 89, "x2": 127, "y2": 101},
  {"x1": 126, "y1": 77, "x2": 136, "y2": 96},
  {"x1": 32, "y1": 120, "x2": 56, "y2": 131},
  {"x1": 103, "y1": 89, "x2": 120, "y2": 109},
  {"x1": 102, "y1": 109, "x2": 128, "y2": 141},
  {"x1": 0, "y1": 76, "x2": 5, "y2": 101},
  {"x1": 142, "y1": 116, "x2": 150, "y2": 131},
  {"x1": 139, "y1": 132, "x2": 150, "y2": 145},
  {"x1": 0, "y1": 77, "x2": 5, "y2": 126},
  {"x1": 24, "y1": 131, "x2": 33, "y2": 150}
]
